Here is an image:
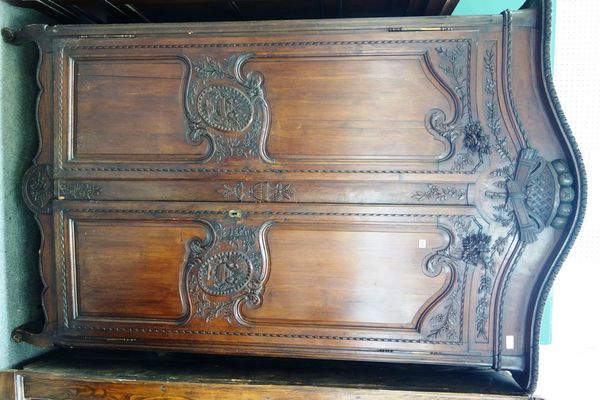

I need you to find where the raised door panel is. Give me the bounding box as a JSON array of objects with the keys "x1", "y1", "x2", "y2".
[
  {"x1": 73, "y1": 59, "x2": 196, "y2": 161},
  {"x1": 55, "y1": 34, "x2": 474, "y2": 173},
  {"x1": 255, "y1": 56, "x2": 450, "y2": 161},
  {"x1": 56, "y1": 202, "x2": 476, "y2": 357},
  {"x1": 74, "y1": 220, "x2": 204, "y2": 321}
]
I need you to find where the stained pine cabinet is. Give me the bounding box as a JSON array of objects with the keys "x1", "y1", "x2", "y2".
[{"x1": 5, "y1": 0, "x2": 584, "y2": 393}]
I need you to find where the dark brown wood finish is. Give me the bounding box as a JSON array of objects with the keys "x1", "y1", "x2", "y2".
[
  {"x1": 3, "y1": 0, "x2": 585, "y2": 394},
  {"x1": 0, "y1": 349, "x2": 531, "y2": 399}
]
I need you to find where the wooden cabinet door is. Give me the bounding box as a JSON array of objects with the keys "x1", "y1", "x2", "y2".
[{"x1": 11, "y1": 0, "x2": 585, "y2": 392}]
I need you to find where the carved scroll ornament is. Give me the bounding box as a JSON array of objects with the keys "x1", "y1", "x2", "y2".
[
  {"x1": 424, "y1": 42, "x2": 577, "y2": 343},
  {"x1": 185, "y1": 221, "x2": 271, "y2": 325},
  {"x1": 184, "y1": 53, "x2": 270, "y2": 164}
]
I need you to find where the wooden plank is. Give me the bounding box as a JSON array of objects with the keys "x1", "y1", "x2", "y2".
[
  {"x1": 19, "y1": 371, "x2": 532, "y2": 400},
  {"x1": 4, "y1": 350, "x2": 534, "y2": 399},
  {"x1": 19, "y1": 350, "x2": 529, "y2": 397},
  {"x1": 0, "y1": 371, "x2": 18, "y2": 400}
]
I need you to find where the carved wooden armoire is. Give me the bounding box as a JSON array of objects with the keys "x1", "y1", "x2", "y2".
[{"x1": 3, "y1": 0, "x2": 585, "y2": 393}]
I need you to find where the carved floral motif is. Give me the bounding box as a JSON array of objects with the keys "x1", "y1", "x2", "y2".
[
  {"x1": 426, "y1": 44, "x2": 520, "y2": 342},
  {"x1": 58, "y1": 182, "x2": 102, "y2": 200},
  {"x1": 185, "y1": 221, "x2": 268, "y2": 324},
  {"x1": 22, "y1": 164, "x2": 53, "y2": 214},
  {"x1": 427, "y1": 42, "x2": 494, "y2": 173},
  {"x1": 463, "y1": 121, "x2": 491, "y2": 155},
  {"x1": 185, "y1": 53, "x2": 269, "y2": 163},
  {"x1": 412, "y1": 184, "x2": 466, "y2": 203},
  {"x1": 428, "y1": 44, "x2": 470, "y2": 144},
  {"x1": 427, "y1": 43, "x2": 577, "y2": 342},
  {"x1": 219, "y1": 182, "x2": 293, "y2": 202}
]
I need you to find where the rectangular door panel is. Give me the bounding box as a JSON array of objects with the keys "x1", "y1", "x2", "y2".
[
  {"x1": 57, "y1": 34, "x2": 468, "y2": 173},
  {"x1": 245, "y1": 222, "x2": 447, "y2": 328},
  {"x1": 56, "y1": 202, "x2": 461, "y2": 348},
  {"x1": 73, "y1": 220, "x2": 207, "y2": 322},
  {"x1": 254, "y1": 56, "x2": 450, "y2": 161},
  {"x1": 73, "y1": 58, "x2": 208, "y2": 161}
]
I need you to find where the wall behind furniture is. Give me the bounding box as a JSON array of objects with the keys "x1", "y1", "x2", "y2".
[
  {"x1": 0, "y1": 1, "x2": 53, "y2": 369},
  {"x1": 536, "y1": 0, "x2": 600, "y2": 397},
  {"x1": 453, "y1": 0, "x2": 525, "y2": 15}
]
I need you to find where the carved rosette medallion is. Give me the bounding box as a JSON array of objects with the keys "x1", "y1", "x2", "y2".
[
  {"x1": 198, "y1": 85, "x2": 253, "y2": 132},
  {"x1": 185, "y1": 53, "x2": 270, "y2": 163},
  {"x1": 198, "y1": 251, "x2": 253, "y2": 296},
  {"x1": 185, "y1": 221, "x2": 270, "y2": 325},
  {"x1": 22, "y1": 164, "x2": 53, "y2": 214}
]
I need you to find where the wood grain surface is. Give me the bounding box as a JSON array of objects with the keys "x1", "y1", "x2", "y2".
[{"x1": 7, "y1": 0, "x2": 584, "y2": 394}]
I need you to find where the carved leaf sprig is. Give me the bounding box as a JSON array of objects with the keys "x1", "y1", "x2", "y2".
[
  {"x1": 492, "y1": 204, "x2": 516, "y2": 228},
  {"x1": 427, "y1": 270, "x2": 462, "y2": 340},
  {"x1": 194, "y1": 56, "x2": 233, "y2": 82},
  {"x1": 484, "y1": 47, "x2": 514, "y2": 166},
  {"x1": 484, "y1": 48, "x2": 497, "y2": 95},
  {"x1": 475, "y1": 297, "x2": 490, "y2": 341},
  {"x1": 212, "y1": 116, "x2": 261, "y2": 162},
  {"x1": 452, "y1": 151, "x2": 475, "y2": 171},
  {"x1": 219, "y1": 182, "x2": 244, "y2": 201},
  {"x1": 412, "y1": 184, "x2": 466, "y2": 202},
  {"x1": 223, "y1": 224, "x2": 255, "y2": 242},
  {"x1": 58, "y1": 182, "x2": 102, "y2": 200},
  {"x1": 194, "y1": 292, "x2": 236, "y2": 323},
  {"x1": 245, "y1": 72, "x2": 265, "y2": 100},
  {"x1": 435, "y1": 44, "x2": 468, "y2": 111},
  {"x1": 431, "y1": 44, "x2": 470, "y2": 147}
]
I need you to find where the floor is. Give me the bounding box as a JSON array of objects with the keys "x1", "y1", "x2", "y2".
[{"x1": 0, "y1": 1, "x2": 598, "y2": 399}]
